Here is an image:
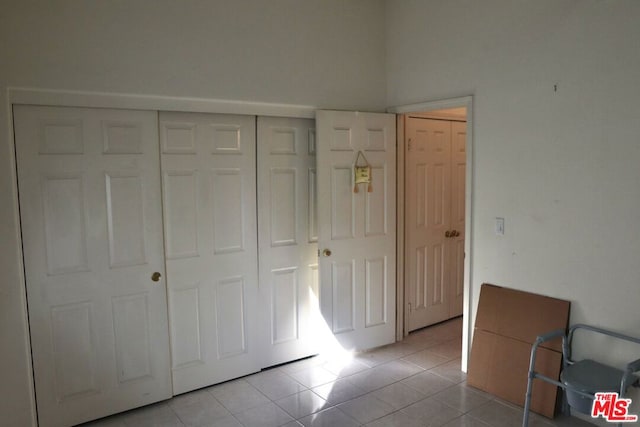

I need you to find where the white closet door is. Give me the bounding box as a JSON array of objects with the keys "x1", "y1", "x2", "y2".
[
  {"x1": 316, "y1": 111, "x2": 396, "y2": 351},
  {"x1": 449, "y1": 121, "x2": 466, "y2": 317},
  {"x1": 257, "y1": 117, "x2": 320, "y2": 367},
  {"x1": 14, "y1": 106, "x2": 172, "y2": 427},
  {"x1": 405, "y1": 118, "x2": 452, "y2": 330},
  {"x1": 159, "y1": 112, "x2": 259, "y2": 394},
  {"x1": 406, "y1": 117, "x2": 467, "y2": 331}
]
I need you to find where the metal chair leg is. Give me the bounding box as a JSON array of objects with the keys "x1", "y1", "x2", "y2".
[{"x1": 522, "y1": 375, "x2": 534, "y2": 427}]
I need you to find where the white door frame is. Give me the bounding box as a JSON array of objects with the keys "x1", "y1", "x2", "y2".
[{"x1": 388, "y1": 96, "x2": 474, "y2": 372}]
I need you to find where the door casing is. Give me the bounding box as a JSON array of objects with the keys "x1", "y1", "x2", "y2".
[{"x1": 388, "y1": 96, "x2": 474, "y2": 372}]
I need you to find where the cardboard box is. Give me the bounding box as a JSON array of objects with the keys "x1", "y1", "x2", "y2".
[
  {"x1": 467, "y1": 284, "x2": 570, "y2": 418},
  {"x1": 473, "y1": 284, "x2": 570, "y2": 352},
  {"x1": 468, "y1": 329, "x2": 563, "y2": 417}
]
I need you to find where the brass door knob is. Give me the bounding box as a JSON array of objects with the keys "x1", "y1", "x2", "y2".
[
  {"x1": 454, "y1": 230, "x2": 460, "y2": 237},
  {"x1": 151, "y1": 272, "x2": 162, "y2": 282},
  {"x1": 445, "y1": 230, "x2": 451, "y2": 238},
  {"x1": 322, "y1": 249, "x2": 332, "y2": 257}
]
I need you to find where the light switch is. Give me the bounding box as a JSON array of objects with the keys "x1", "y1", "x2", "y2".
[{"x1": 495, "y1": 217, "x2": 505, "y2": 235}]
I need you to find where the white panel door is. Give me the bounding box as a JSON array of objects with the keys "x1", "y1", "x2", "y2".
[
  {"x1": 159, "y1": 112, "x2": 260, "y2": 394},
  {"x1": 405, "y1": 117, "x2": 466, "y2": 331},
  {"x1": 449, "y1": 121, "x2": 467, "y2": 317},
  {"x1": 14, "y1": 106, "x2": 172, "y2": 427},
  {"x1": 316, "y1": 111, "x2": 396, "y2": 351},
  {"x1": 406, "y1": 118, "x2": 451, "y2": 330},
  {"x1": 257, "y1": 117, "x2": 320, "y2": 367}
]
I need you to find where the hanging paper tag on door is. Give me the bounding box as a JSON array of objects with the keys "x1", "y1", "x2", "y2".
[{"x1": 353, "y1": 151, "x2": 373, "y2": 193}]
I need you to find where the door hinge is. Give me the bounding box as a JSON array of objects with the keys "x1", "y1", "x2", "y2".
[
  {"x1": 408, "y1": 302, "x2": 412, "y2": 312},
  {"x1": 408, "y1": 138, "x2": 412, "y2": 152}
]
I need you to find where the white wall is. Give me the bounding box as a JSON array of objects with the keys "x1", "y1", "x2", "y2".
[
  {"x1": 387, "y1": 0, "x2": 640, "y2": 415},
  {"x1": 0, "y1": 1, "x2": 386, "y2": 425}
]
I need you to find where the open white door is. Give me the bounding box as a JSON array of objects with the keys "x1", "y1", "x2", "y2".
[{"x1": 316, "y1": 110, "x2": 396, "y2": 351}]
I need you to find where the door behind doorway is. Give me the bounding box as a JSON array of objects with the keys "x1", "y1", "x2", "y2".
[{"x1": 404, "y1": 111, "x2": 467, "y2": 332}]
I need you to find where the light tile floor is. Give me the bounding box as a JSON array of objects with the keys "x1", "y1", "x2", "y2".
[{"x1": 82, "y1": 318, "x2": 594, "y2": 427}]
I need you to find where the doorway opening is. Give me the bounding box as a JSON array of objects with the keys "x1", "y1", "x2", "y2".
[
  {"x1": 391, "y1": 97, "x2": 473, "y2": 372},
  {"x1": 404, "y1": 106, "x2": 467, "y2": 331}
]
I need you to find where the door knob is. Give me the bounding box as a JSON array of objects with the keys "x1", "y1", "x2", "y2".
[
  {"x1": 322, "y1": 249, "x2": 332, "y2": 257},
  {"x1": 151, "y1": 272, "x2": 162, "y2": 282},
  {"x1": 453, "y1": 230, "x2": 460, "y2": 237},
  {"x1": 445, "y1": 230, "x2": 451, "y2": 238}
]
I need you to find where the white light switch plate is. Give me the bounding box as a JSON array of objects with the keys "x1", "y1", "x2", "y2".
[{"x1": 495, "y1": 217, "x2": 505, "y2": 235}]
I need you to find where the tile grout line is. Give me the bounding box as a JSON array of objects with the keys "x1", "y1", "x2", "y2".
[{"x1": 87, "y1": 318, "x2": 467, "y2": 427}]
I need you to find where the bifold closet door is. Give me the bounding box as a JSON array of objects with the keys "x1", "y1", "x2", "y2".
[
  {"x1": 159, "y1": 112, "x2": 259, "y2": 394},
  {"x1": 14, "y1": 106, "x2": 172, "y2": 427},
  {"x1": 257, "y1": 117, "x2": 320, "y2": 368}
]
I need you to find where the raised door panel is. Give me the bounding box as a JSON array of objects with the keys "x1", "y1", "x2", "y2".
[
  {"x1": 39, "y1": 119, "x2": 84, "y2": 154},
  {"x1": 50, "y1": 302, "x2": 98, "y2": 401},
  {"x1": 271, "y1": 268, "x2": 299, "y2": 344},
  {"x1": 308, "y1": 167, "x2": 318, "y2": 243},
  {"x1": 211, "y1": 169, "x2": 245, "y2": 254},
  {"x1": 329, "y1": 125, "x2": 354, "y2": 151},
  {"x1": 111, "y1": 293, "x2": 153, "y2": 383},
  {"x1": 14, "y1": 105, "x2": 171, "y2": 427},
  {"x1": 211, "y1": 124, "x2": 242, "y2": 154},
  {"x1": 365, "y1": 257, "x2": 387, "y2": 328},
  {"x1": 257, "y1": 117, "x2": 319, "y2": 368},
  {"x1": 269, "y1": 127, "x2": 297, "y2": 154},
  {"x1": 42, "y1": 174, "x2": 89, "y2": 275},
  {"x1": 429, "y1": 243, "x2": 446, "y2": 307},
  {"x1": 365, "y1": 166, "x2": 387, "y2": 237},
  {"x1": 105, "y1": 172, "x2": 147, "y2": 268},
  {"x1": 215, "y1": 277, "x2": 247, "y2": 359},
  {"x1": 331, "y1": 166, "x2": 356, "y2": 240},
  {"x1": 430, "y1": 163, "x2": 447, "y2": 227},
  {"x1": 332, "y1": 260, "x2": 356, "y2": 333},
  {"x1": 365, "y1": 127, "x2": 387, "y2": 151},
  {"x1": 102, "y1": 121, "x2": 143, "y2": 154},
  {"x1": 415, "y1": 246, "x2": 427, "y2": 310},
  {"x1": 161, "y1": 122, "x2": 197, "y2": 154},
  {"x1": 270, "y1": 168, "x2": 297, "y2": 246},
  {"x1": 169, "y1": 285, "x2": 203, "y2": 369},
  {"x1": 415, "y1": 163, "x2": 427, "y2": 228},
  {"x1": 160, "y1": 112, "x2": 259, "y2": 394},
  {"x1": 163, "y1": 170, "x2": 199, "y2": 260}
]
